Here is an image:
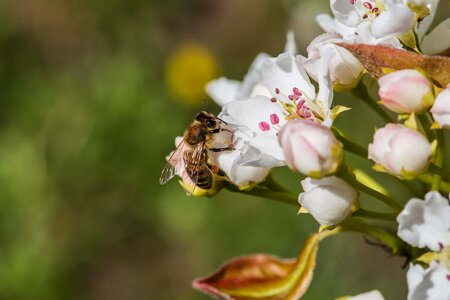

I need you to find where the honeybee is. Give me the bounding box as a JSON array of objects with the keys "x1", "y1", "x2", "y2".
[{"x1": 159, "y1": 111, "x2": 234, "y2": 195}]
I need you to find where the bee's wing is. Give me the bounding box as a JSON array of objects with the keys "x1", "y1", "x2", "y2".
[
  {"x1": 159, "y1": 140, "x2": 187, "y2": 185},
  {"x1": 185, "y1": 141, "x2": 206, "y2": 196}
]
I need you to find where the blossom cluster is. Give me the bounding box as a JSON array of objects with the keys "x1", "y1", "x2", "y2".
[{"x1": 162, "y1": 0, "x2": 450, "y2": 299}]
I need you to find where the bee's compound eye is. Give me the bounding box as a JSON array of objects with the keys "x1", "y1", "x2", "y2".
[{"x1": 206, "y1": 119, "x2": 216, "y2": 128}]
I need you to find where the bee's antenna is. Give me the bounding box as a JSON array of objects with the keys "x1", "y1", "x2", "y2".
[{"x1": 203, "y1": 97, "x2": 208, "y2": 112}]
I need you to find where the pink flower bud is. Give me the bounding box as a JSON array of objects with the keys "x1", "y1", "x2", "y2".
[
  {"x1": 378, "y1": 69, "x2": 434, "y2": 113},
  {"x1": 430, "y1": 85, "x2": 450, "y2": 128},
  {"x1": 278, "y1": 119, "x2": 343, "y2": 178},
  {"x1": 299, "y1": 176, "x2": 358, "y2": 225},
  {"x1": 368, "y1": 124, "x2": 432, "y2": 178}
]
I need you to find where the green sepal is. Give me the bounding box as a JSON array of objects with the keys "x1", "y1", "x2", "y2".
[
  {"x1": 330, "y1": 105, "x2": 351, "y2": 121},
  {"x1": 372, "y1": 163, "x2": 387, "y2": 173},
  {"x1": 404, "y1": 113, "x2": 418, "y2": 130},
  {"x1": 298, "y1": 206, "x2": 309, "y2": 214},
  {"x1": 398, "y1": 29, "x2": 420, "y2": 53}
]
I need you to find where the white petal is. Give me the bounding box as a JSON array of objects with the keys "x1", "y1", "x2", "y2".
[
  {"x1": 261, "y1": 53, "x2": 316, "y2": 102},
  {"x1": 219, "y1": 97, "x2": 286, "y2": 167},
  {"x1": 249, "y1": 83, "x2": 272, "y2": 98},
  {"x1": 352, "y1": 22, "x2": 402, "y2": 47},
  {"x1": 422, "y1": 18, "x2": 450, "y2": 55},
  {"x1": 237, "y1": 53, "x2": 271, "y2": 99},
  {"x1": 371, "y1": 4, "x2": 414, "y2": 38},
  {"x1": 284, "y1": 31, "x2": 297, "y2": 56},
  {"x1": 330, "y1": 0, "x2": 361, "y2": 27},
  {"x1": 407, "y1": 261, "x2": 450, "y2": 300},
  {"x1": 206, "y1": 77, "x2": 241, "y2": 106},
  {"x1": 211, "y1": 150, "x2": 270, "y2": 187},
  {"x1": 417, "y1": 0, "x2": 441, "y2": 39},
  {"x1": 299, "y1": 176, "x2": 357, "y2": 225},
  {"x1": 316, "y1": 14, "x2": 356, "y2": 37},
  {"x1": 315, "y1": 46, "x2": 334, "y2": 117},
  {"x1": 397, "y1": 191, "x2": 450, "y2": 251}
]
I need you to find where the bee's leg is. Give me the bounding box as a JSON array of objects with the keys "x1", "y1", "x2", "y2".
[
  {"x1": 209, "y1": 128, "x2": 233, "y2": 134},
  {"x1": 209, "y1": 144, "x2": 235, "y2": 152},
  {"x1": 207, "y1": 163, "x2": 227, "y2": 177}
]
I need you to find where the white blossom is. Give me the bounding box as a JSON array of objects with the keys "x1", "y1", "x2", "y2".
[
  {"x1": 368, "y1": 124, "x2": 432, "y2": 178},
  {"x1": 407, "y1": 261, "x2": 450, "y2": 300},
  {"x1": 278, "y1": 119, "x2": 343, "y2": 178},
  {"x1": 397, "y1": 191, "x2": 450, "y2": 300},
  {"x1": 299, "y1": 33, "x2": 364, "y2": 91},
  {"x1": 430, "y1": 85, "x2": 450, "y2": 128},
  {"x1": 397, "y1": 191, "x2": 450, "y2": 252},
  {"x1": 378, "y1": 69, "x2": 434, "y2": 114},
  {"x1": 299, "y1": 176, "x2": 357, "y2": 225},
  {"x1": 316, "y1": 0, "x2": 415, "y2": 46}
]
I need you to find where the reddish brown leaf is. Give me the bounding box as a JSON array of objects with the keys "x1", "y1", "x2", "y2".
[
  {"x1": 338, "y1": 43, "x2": 450, "y2": 88},
  {"x1": 192, "y1": 234, "x2": 319, "y2": 300}
]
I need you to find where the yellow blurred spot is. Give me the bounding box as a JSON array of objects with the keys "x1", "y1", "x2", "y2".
[{"x1": 165, "y1": 43, "x2": 220, "y2": 105}]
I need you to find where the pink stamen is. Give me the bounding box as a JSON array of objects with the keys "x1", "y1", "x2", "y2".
[
  {"x1": 349, "y1": 0, "x2": 356, "y2": 4},
  {"x1": 288, "y1": 94, "x2": 299, "y2": 101},
  {"x1": 447, "y1": 275, "x2": 450, "y2": 281},
  {"x1": 296, "y1": 105, "x2": 312, "y2": 119},
  {"x1": 259, "y1": 121, "x2": 270, "y2": 131},
  {"x1": 270, "y1": 97, "x2": 277, "y2": 103},
  {"x1": 293, "y1": 87, "x2": 302, "y2": 96},
  {"x1": 363, "y1": 2, "x2": 373, "y2": 9},
  {"x1": 296, "y1": 100, "x2": 305, "y2": 110},
  {"x1": 372, "y1": 7, "x2": 378, "y2": 13},
  {"x1": 270, "y1": 113, "x2": 279, "y2": 125},
  {"x1": 275, "y1": 88, "x2": 280, "y2": 94},
  {"x1": 303, "y1": 109, "x2": 312, "y2": 118},
  {"x1": 439, "y1": 242, "x2": 444, "y2": 250}
]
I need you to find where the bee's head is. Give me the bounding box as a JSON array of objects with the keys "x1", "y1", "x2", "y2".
[{"x1": 196, "y1": 111, "x2": 218, "y2": 129}]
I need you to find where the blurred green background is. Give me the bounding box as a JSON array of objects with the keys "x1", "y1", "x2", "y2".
[{"x1": 0, "y1": 1, "x2": 448, "y2": 299}]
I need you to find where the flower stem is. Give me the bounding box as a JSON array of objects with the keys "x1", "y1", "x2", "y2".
[
  {"x1": 225, "y1": 183, "x2": 299, "y2": 207},
  {"x1": 429, "y1": 162, "x2": 449, "y2": 180},
  {"x1": 431, "y1": 127, "x2": 445, "y2": 190},
  {"x1": 352, "y1": 82, "x2": 394, "y2": 123},
  {"x1": 417, "y1": 113, "x2": 433, "y2": 141},
  {"x1": 417, "y1": 173, "x2": 450, "y2": 194},
  {"x1": 338, "y1": 166, "x2": 403, "y2": 211},
  {"x1": 263, "y1": 174, "x2": 290, "y2": 193},
  {"x1": 333, "y1": 128, "x2": 368, "y2": 157},
  {"x1": 352, "y1": 208, "x2": 397, "y2": 221},
  {"x1": 341, "y1": 218, "x2": 411, "y2": 256}
]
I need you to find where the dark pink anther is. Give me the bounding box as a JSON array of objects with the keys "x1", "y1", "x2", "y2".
[
  {"x1": 259, "y1": 121, "x2": 270, "y2": 131},
  {"x1": 439, "y1": 242, "x2": 444, "y2": 250},
  {"x1": 349, "y1": 0, "x2": 356, "y2": 4},
  {"x1": 297, "y1": 105, "x2": 312, "y2": 119},
  {"x1": 275, "y1": 88, "x2": 280, "y2": 94},
  {"x1": 270, "y1": 113, "x2": 279, "y2": 125},
  {"x1": 447, "y1": 274, "x2": 450, "y2": 281},
  {"x1": 303, "y1": 109, "x2": 312, "y2": 118},
  {"x1": 296, "y1": 100, "x2": 305, "y2": 110},
  {"x1": 293, "y1": 87, "x2": 302, "y2": 96},
  {"x1": 363, "y1": 2, "x2": 372, "y2": 9},
  {"x1": 288, "y1": 94, "x2": 299, "y2": 101},
  {"x1": 372, "y1": 7, "x2": 379, "y2": 13},
  {"x1": 270, "y1": 97, "x2": 277, "y2": 103}
]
